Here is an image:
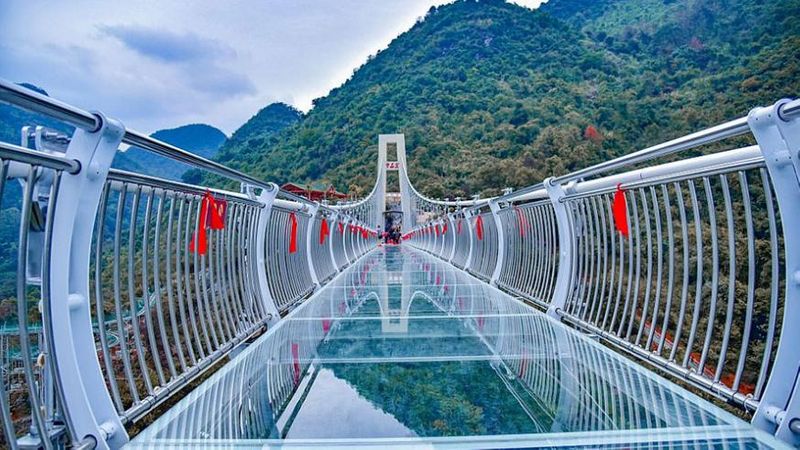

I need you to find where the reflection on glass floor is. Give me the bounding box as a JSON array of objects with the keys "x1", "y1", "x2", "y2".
[{"x1": 128, "y1": 246, "x2": 786, "y2": 449}]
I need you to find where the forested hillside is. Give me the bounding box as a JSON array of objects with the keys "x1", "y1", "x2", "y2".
[
  {"x1": 215, "y1": 0, "x2": 799, "y2": 198},
  {"x1": 211, "y1": 102, "x2": 301, "y2": 175},
  {"x1": 113, "y1": 123, "x2": 228, "y2": 180}
]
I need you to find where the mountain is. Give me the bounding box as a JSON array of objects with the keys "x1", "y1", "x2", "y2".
[
  {"x1": 212, "y1": 102, "x2": 302, "y2": 172},
  {"x1": 212, "y1": 0, "x2": 799, "y2": 198},
  {"x1": 0, "y1": 83, "x2": 73, "y2": 145},
  {"x1": 113, "y1": 123, "x2": 228, "y2": 181}
]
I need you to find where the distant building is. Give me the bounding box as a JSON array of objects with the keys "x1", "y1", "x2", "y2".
[{"x1": 281, "y1": 182, "x2": 348, "y2": 202}]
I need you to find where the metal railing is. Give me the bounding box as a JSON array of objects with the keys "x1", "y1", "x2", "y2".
[
  {"x1": 405, "y1": 97, "x2": 800, "y2": 445},
  {"x1": 1, "y1": 77, "x2": 797, "y2": 447},
  {"x1": 0, "y1": 79, "x2": 379, "y2": 449}
]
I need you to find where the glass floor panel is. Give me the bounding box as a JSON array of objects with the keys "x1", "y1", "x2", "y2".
[{"x1": 128, "y1": 246, "x2": 786, "y2": 449}]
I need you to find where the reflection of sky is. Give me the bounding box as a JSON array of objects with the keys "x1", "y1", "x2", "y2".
[{"x1": 286, "y1": 368, "x2": 416, "y2": 439}]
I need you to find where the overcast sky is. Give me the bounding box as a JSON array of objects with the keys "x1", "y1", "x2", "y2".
[{"x1": 0, "y1": 0, "x2": 545, "y2": 135}]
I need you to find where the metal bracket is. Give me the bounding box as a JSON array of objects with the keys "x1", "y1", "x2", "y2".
[
  {"x1": 46, "y1": 112, "x2": 128, "y2": 449},
  {"x1": 446, "y1": 214, "x2": 457, "y2": 263},
  {"x1": 463, "y1": 210, "x2": 475, "y2": 271},
  {"x1": 254, "y1": 186, "x2": 281, "y2": 325},
  {"x1": 544, "y1": 177, "x2": 576, "y2": 319},
  {"x1": 489, "y1": 201, "x2": 505, "y2": 286},
  {"x1": 748, "y1": 99, "x2": 800, "y2": 445},
  {"x1": 305, "y1": 205, "x2": 321, "y2": 287},
  {"x1": 329, "y1": 213, "x2": 341, "y2": 273}
]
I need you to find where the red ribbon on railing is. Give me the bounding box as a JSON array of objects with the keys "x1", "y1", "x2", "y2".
[
  {"x1": 613, "y1": 184, "x2": 629, "y2": 238},
  {"x1": 189, "y1": 195, "x2": 210, "y2": 255},
  {"x1": 457, "y1": 219, "x2": 462, "y2": 234},
  {"x1": 514, "y1": 207, "x2": 528, "y2": 238},
  {"x1": 361, "y1": 228, "x2": 368, "y2": 239},
  {"x1": 519, "y1": 353, "x2": 529, "y2": 378},
  {"x1": 435, "y1": 224, "x2": 441, "y2": 236},
  {"x1": 338, "y1": 222, "x2": 344, "y2": 234},
  {"x1": 209, "y1": 194, "x2": 227, "y2": 230},
  {"x1": 475, "y1": 215, "x2": 484, "y2": 241},
  {"x1": 288, "y1": 212, "x2": 298, "y2": 253},
  {"x1": 320, "y1": 218, "x2": 329, "y2": 245},
  {"x1": 189, "y1": 191, "x2": 226, "y2": 255},
  {"x1": 291, "y1": 342, "x2": 301, "y2": 385},
  {"x1": 442, "y1": 223, "x2": 448, "y2": 234}
]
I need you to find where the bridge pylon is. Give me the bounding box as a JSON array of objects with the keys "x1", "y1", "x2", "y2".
[{"x1": 377, "y1": 134, "x2": 414, "y2": 233}]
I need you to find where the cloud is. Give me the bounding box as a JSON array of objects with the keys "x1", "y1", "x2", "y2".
[
  {"x1": 101, "y1": 25, "x2": 235, "y2": 63},
  {"x1": 99, "y1": 25, "x2": 256, "y2": 98}
]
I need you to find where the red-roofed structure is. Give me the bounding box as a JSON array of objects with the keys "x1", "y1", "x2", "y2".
[{"x1": 281, "y1": 182, "x2": 347, "y2": 202}]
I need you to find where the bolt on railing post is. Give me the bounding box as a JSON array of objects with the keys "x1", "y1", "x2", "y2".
[
  {"x1": 254, "y1": 186, "x2": 281, "y2": 325},
  {"x1": 544, "y1": 177, "x2": 576, "y2": 319},
  {"x1": 747, "y1": 99, "x2": 800, "y2": 445},
  {"x1": 46, "y1": 112, "x2": 127, "y2": 449},
  {"x1": 489, "y1": 201, "x2": 505, "y2": 286},
  {"x1": 305, "y1": 205, "x2": 321, "y2": 288}
]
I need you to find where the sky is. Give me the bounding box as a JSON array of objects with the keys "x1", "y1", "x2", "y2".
[{"x1": 0, "y1": 0, "x2": 546, "y2": 136}]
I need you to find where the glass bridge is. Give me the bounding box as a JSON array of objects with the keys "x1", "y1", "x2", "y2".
[
  {"x1": 0, "y1": 81, "x2": 799, "y2": 449},
  {"x1": 130, "y1": 246, "x2": 781, "y2": 449}
]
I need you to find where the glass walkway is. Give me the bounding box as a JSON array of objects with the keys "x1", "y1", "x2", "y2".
[{"x1": 129, "y1": 246, "x2": 782, "y2": 449}]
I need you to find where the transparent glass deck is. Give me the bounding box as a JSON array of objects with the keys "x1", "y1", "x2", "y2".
[{"x1": 129, "y1": 246, "x2": 786, "y2": 449}]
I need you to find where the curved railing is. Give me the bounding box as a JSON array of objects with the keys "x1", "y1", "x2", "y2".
[
  {"x1": 0, "y1": 80, "x2": 379, "y2": 449},
  {"x1": 405, "y1": 98, "x2": 800, "y2": 444}
]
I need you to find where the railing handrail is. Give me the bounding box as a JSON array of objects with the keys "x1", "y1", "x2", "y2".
[
  {"x1": 0, "y1": 78, "x2": 381, "y2": 226},
  {"x1": 549, "y1": 99, "x2": 799, "y2": 186},
  {"x1": 0, "y1": 140, "x2": 81, "y2": 174},
  {"x1": 0, "y1": 78, "x2": 275, "y2": 192},
  {"x1": 107, "y1": 168, "x2": 267, "y2": 207}
]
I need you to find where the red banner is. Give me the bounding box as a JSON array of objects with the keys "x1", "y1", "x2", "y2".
[
  {"x1": 209, "y1": 193, "x2": 226, "y2": 230},
  {"x1": 475, "y1": 215, "x2": 484, "y2": 241},
  {"x1": 291, "y1": 342, "x2": 301, "y2": 384},
  {"x1": 613, "y1": 184, "x2": 629, "y2": 237},
  {"x1": 190, "y1": 191, "x2": 226, "y2": 255},
  {"x1": 320, "y1": 218, "x2": 329, "y2": 245},
  {"x1": 514, "y1": 207, "x2": 527, "y2": 238},
  {"x1": 288, "y1": 212, "x2": 298, "y2": 253}
]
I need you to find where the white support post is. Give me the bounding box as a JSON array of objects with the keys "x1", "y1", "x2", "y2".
[
  {"x1": 254, "y1": 186, "x2": 281, "y2": 325},
  {"x1": 305, "y1": 205, "x2": 321, "y2": 287},
  {"x1": 747, "y1": 99, "x2": 800, "y2": 444},
  {"x1": 489, "y1": 201, "x2": 505, "y2": 286},
  {"x1": 346, "y1": 219, "x2": 356, "y2": 264},
  {"x1": 46, "y1": 112, "x2": 127, "y2": 449},
  {"x1": 328, "y1": 213, "x2": 341, "y2": 273},
  {"x1": 447, "y1": 214, "x2": 457, "y2": 263},
  {"x1": 544, "y1": 177, "x2": 577, "y2": 319},
  {"x1": 463, "y1": 210, "x2": 475, "y2": 271}
]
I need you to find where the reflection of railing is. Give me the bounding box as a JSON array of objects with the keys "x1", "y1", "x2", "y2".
[
  {"x1": 0, "y1": 79, "x2": 379, "y2": 449},
  {"x1": 406, "y1": 98, "x2": 800, "y2": 444}
]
